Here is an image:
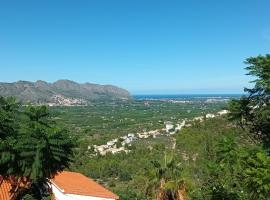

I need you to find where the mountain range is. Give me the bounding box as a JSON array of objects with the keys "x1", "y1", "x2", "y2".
[{"x1": 0, "y1": 80, "x2": 131, "y2": 105}]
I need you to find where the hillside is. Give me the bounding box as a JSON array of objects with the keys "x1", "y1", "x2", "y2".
[{"x1": 0, "y1": 80, "x2": 131, "y2": 105}]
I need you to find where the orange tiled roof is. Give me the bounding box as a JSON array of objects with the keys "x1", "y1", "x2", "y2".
[
  {"x1": 51, "y1": 171, "x2": 119, "y2": 199},
  {"x1": 0, "y1": 177, "x2": 13, "y2": 200}
]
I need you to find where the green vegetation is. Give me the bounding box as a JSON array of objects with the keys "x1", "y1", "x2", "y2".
[
  {"x1": 0, "y1": 97, "x2": 75, "y2": 199},
  {"x1": 51, "y1": 100, "x2": 226, "y2": 145},
  {"x1": 229, "y1": 55, "x2": 270, "y2": 147},
  {"x1": 174, "y1": 117, "x2": 269, "y2": 199},
  {"x1": 1, "y1": 54, "x2": 270, "y2": 200},
  {"x1": 68, "y1": 54, "x2": 270, "y2": 199}
]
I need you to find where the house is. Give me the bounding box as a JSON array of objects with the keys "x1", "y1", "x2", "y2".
[
  {"x1": 1, "y1": 171, "x2": 119, "y2": 200},
  {"x1": 96, "y1": 145, "x2": 108, "y2": 152},
  {"x1": 122, "y1": 134, "x2": 137, "y2": 145},
  {"x1": 107, "y1": 141, "x2": 116, "y2": 147},
  {"x1": 121, "y1": 136, "x2": 128, "y2": 140},
  {"x1": 51, "y1": 171, "x2": 118, "y2": 200},
  {"x1": 175, "y1": 120, "x2": 186, "y2": 131},
  {"x1": 164, "y1": 121, "x2": 174, "y2": 133},
  {"x1": 122, "y1": 138, "x2": 131, "y2": 145},
  {"x1": 193, "y1": 116, "x2": 204, "y2": 122},
  {"x1": 218, "y1": 110, "x2": 229, "y2": 115},
  {"x1": 0, "y1": 176, "x2": 30, "y2": 200},
  {"x1": 137, "y1": 132, "x2": 149, "y2": 139},
  {"x1": 127, "y1": 133, "x2": 135, "y2": 138},
  {"x1": 206, "y1": 113, "x2": 215, "y2": 118}
]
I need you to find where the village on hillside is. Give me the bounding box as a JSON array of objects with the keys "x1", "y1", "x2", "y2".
[{"x1": 91, "y1": 110, "x2": 229, "y2": 156}]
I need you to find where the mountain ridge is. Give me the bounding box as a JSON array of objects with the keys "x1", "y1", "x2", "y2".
[{"x1": 0, "y1": 80, "x2": 131, "y2": 105}]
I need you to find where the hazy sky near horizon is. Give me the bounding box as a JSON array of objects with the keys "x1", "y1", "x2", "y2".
[{"x1": 0, "y1": 0, "x2": 270, "y2": 94}]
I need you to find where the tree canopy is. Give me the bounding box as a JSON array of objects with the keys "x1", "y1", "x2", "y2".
[
  {"x1": 0, "y1": 97, "x2": 75, "y2": 199},
  {"x1": 229, "y1": 54, "x2": 270, "y2": 146}
]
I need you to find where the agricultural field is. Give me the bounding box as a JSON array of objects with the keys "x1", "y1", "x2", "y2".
[
  {"x1": 50, "y1": 100, "x2": 228, "y2": 145},
  {"x1": 49, "y1": 99, "x2": 239, "y2": 199}
]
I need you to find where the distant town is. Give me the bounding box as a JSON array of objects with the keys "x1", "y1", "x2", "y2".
[{"x1": 91, "y1": 109, "x2": 229, "y2": 156}]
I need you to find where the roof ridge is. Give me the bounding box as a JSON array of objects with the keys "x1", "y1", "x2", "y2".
[{"x1": 51, "y1": 171, "x2": 119, "y2": 199}]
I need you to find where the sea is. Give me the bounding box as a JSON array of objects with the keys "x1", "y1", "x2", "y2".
[{"x1": 133, "y1": 94, "x2": 242, "y2": 102}]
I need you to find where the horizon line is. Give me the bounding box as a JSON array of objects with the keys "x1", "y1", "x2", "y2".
[{"x1": 131, "y1": 93, "x2": 245, "y2": 96}]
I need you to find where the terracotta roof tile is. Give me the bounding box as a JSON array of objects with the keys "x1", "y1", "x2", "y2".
[
  {"x1": 0, "y1": 177, "x2": 13, "y2": 200},
  {"x1": 51, "y1": 171, "x2": 118, "y2": 199}
]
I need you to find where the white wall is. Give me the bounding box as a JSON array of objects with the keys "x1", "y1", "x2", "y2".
[
  {"x1": 51, "y1": 184, "x2": 73, "y2": 200},
  {"x1": 51, "y1": 184, "x2": 115, "y2": 200}
]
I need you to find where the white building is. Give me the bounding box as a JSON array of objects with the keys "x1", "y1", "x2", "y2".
[
  {"x1": 164, "y1": 121, "x2": 174, "y2": 133},
  {"x1": 127, "y1": 133, "x2": 135, "y2": 138},
  {"x1": 206, "y1": 113, "x2": 215, "y2": 118},
  {"x1": 110, "y1": 147, "x2": 125, "y2": 154},
  {"x1": 106, "y1": 141, "x2": 116, "y2": 147},
  {"x1": 137, "y1": 132, "x2": 149, "y2": 139},
  {"x1": 193, "y1": 116, "x2": 204, "y2": 122},
  {"x1": 175, "y1": 120, "x2": 186, "y2": 131},
  {"x1": 50, "y1": 171, "x2": 118, "y2": 200},
  {"x1": 122, "y1": 138, "x2": 131, "y2": 145},
  {"x1": 218, "y1": 110, "x2": 229, "y2": 115}
]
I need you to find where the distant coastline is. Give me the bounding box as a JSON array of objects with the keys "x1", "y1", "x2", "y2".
[{"x1": 133, "y1": 94, "x2": 243, "y2": 101}]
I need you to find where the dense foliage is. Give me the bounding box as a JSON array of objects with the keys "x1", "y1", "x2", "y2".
[
  {"x1": 229, "y1": 54, "x2": 270, "y2": 146},
  {"x1": 51, "y1": 100, "x2": 226, "y2": 146},
  {"x1": 69, "y1": 55, "x2": 270, "y2": 199},
  {"x1": 1, "y1": 55, "x2": 270, "y2": 199},
  {"x1": 0, "y1": 97, "x2": 75, "y2": 199}
]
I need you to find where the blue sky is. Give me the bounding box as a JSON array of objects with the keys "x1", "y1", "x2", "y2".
[{"x1": 0, "y1": 0, "x2": 270, "y2": 94}]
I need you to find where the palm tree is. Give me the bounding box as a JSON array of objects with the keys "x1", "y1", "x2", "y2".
[{"x1": 147, "y1": 152, "x2": 187, "y2": 200}]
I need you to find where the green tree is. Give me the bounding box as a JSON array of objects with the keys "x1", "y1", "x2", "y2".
[
  {"x1": 147, "y1": 152, "x2": 187, "y2": 200},
  {"x1": 0, "y1": 96, "x2": 21, "y2": 176},
  {"x1": 0, "y1": 97, "x2": 75, "y2": 199},
  {"x1": 17, "y1": 105, "x2": 75, "y2": 199},
  {"x1": 243, "y1": 150, "x2": 270, "y2": 200},
  {"x1": 204, "y1": 133, "x2": 270, "y2": 200},
  {"x1": 204, "y1": 135, "x2": 244, "y2": 200},
  {"x1": 229, "y1": 54, "x2": 270, "y2": 146},
  {"x1": 19, "y1": 106, "x2": 74, "y2": 180},
  {"x1": 228, "y1": 97, "x2": 252, "y2": 129},
  {"x1": 227, "y1": 54, "x2": 270, "y2": 199},
  {"x1": 118, "y1": 188, "x2": 147, "y2": 200}
]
